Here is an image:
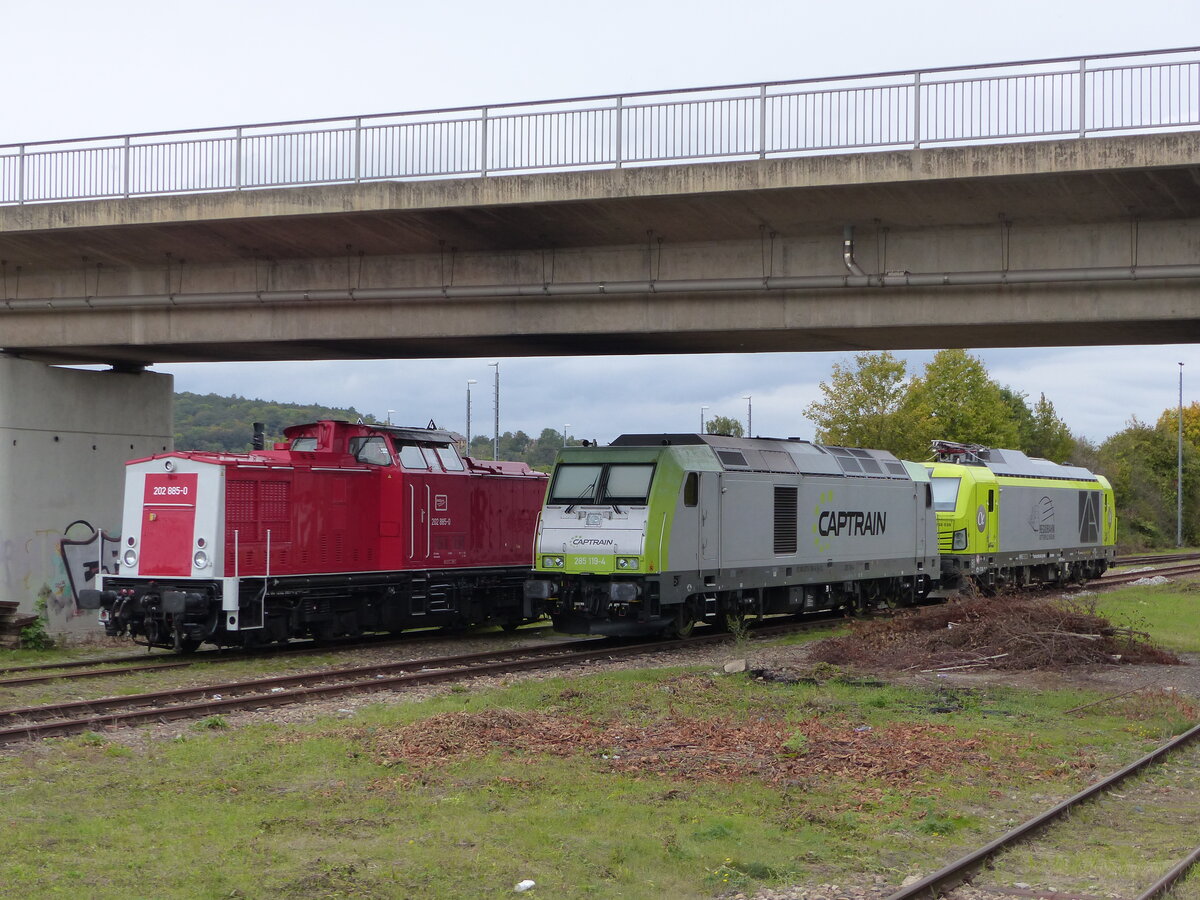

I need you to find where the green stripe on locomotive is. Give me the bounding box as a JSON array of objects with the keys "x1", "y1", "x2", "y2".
[{"x1": 532, "y1": 443, "x2": 721, "y2": 576}]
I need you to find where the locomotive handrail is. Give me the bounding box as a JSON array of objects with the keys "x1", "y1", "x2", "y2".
[{"x1": 2, "y1": 46, "x2": 1199, "y2": 205}]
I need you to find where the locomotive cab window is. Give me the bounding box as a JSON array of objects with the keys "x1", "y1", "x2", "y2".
[
  {"x1": 601, "y1": 464, "x2": 655, "y2": 504},
  {"x1": 290, "y1": 437, "x2": 317, "y2": 452},
  {"x1": 436, "y1": 445, "x2": 465, "y2": 471},
  {"x1": 396, "y1": 444, "x2": 428, "y2": 470},
  {"x1": 683, "y1": 472, "x2": 699, "y2": 507},
  {"x1": 930, "y1": 477, "x2": 961, "y2": 511},
  {"x1": 350, "y1": 436, "x2": 392, "y2": 467},
  {"x1": 549, "y1": 464, "x2": 603, "y2": 505}
]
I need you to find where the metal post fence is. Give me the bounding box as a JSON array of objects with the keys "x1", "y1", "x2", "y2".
[{"x1": 2, "y1": 47, "x2": 1199, "y2": 206}]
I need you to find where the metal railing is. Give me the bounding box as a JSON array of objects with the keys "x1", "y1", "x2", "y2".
[{"x1": 2, "y1": 47, "x2": 1199, "y2": 206}]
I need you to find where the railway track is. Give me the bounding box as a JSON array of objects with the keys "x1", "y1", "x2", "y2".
[
  {"x1": 885, "y1": 722, "x2": 1200, "y2": 900},
  {"x1": 0, "y1": 620, "x2": 824, "y2": 745},
  {"x1": 1093, "y1": 561, "x2": 1200, "y2": 588},
  {"x1": 0, "y1": 624, "x2": 556, "y2": 686},
  {"x1": 1113, "y1": 551, "x2": 1200, "y2": 567},
  {"x1": 3, "y1": 560, "x2": 1192, "y2": 689}
]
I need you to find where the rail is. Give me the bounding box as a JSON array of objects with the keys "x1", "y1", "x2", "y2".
[{"x1": 2, "y1": 47, "x2": 1199, "y2": 206}]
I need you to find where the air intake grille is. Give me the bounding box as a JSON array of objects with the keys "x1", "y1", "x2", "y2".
[
  {"x1": 774, "y1": 486, "x2": 798, "y2": 554},
  {"x1": 938, "y1": 525, "x2": 955, "y2": 551}
]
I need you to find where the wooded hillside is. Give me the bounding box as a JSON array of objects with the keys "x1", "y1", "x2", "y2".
[{"x1": 173, "y1": 392, "x2": 378, "y2": 451}]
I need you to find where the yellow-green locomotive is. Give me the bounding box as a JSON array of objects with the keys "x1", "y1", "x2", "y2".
[
  {"x1": 924, "y1": 440, "x2": 1116, "y2": 590},
  {"x1": 524, "y1": 433, "x2": 939, "y2": 637}
]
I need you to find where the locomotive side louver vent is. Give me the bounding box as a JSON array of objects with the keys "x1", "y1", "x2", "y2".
[
  {"x1": 227, "y1": 481, "x2": 255, "y2": 523},
  {"x1": 260, "y1": 481, "x2": 291, "y2": 542},
  {"x1": 774, "y1": 486, "x2": 798, "y2": 554}
]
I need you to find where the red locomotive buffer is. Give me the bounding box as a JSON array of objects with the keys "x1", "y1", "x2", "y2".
[{"x1": 79, "y1": 421, "x2": 548, "y2": 650}]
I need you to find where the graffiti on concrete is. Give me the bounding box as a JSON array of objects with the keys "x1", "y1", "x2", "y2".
[{"x1": 59, "y1": 520, "x2": 120, "y2": 616}]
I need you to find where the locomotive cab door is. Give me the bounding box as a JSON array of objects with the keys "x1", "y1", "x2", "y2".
[
  {"x1": 699, "y1": 471, "x2": 721, "y2": 578},
  {"x1": 407, "y1": 479, "x2": 430, "y2": 563}
]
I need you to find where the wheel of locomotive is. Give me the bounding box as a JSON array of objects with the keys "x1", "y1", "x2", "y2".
[
  {"x1": 176, "y1": 637, "x2": 202, "y2": 653},
  {"x1": 663, "y1": 602, "x2": 698, "y2": 639},
  {"x1": 501, "y1": 619, "x2": 524, "y2": 633},
  {"x1": 310, "y1": 621, "x2": 336, "y2": 642},
  {"x1": 859, "y1": 580, "x2": 882, "y2": 613}
]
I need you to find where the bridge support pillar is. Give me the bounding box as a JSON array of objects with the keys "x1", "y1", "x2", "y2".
[{"x1": 0, "y1": 357, "x2": 172, "y2": 640}]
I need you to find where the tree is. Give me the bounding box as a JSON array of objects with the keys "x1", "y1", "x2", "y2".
[
  {"x1": 705, "y1": 415, "x2": 744, "y2": 437},
  {"x1": 1154, "y1": 400, "x2": 1200, "y2": 449},
  {"x1": 526, "y1": 427, "x2": 568, "y2": 467},
  {"x1": 1098, "y1": 418, "x2": 1180, "y2": 548},
  {"x1": 1027, "y1": 393, "x2": 1076, "y2": 462},
  {"x1": 803, "y1": 351, "x2": 913, "y2": 453},
  {"x1": 999, "y1": 386, "x2": 1035, "y2": 450},
  {"x1": 901, "y1": 349, "x2": 1021, "y2": 458}
]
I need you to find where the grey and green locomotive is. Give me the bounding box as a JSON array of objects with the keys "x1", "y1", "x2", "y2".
[{"x1": 524, "y1": 433, "x2": 938, "y2": 637}]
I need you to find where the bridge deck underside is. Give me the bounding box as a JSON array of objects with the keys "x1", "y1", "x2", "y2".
[{"x1": 2, "y1": 133, "x2": 1200, "y2": 365}]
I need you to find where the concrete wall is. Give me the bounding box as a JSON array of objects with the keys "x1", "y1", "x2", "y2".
[{"x1": 0, "y1": 358, "x2": 173, "y2": 638}]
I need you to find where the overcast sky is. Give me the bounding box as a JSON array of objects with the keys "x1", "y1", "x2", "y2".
[{"x1": 6, "y1": 1, "x2": 1198, "y2": 446}]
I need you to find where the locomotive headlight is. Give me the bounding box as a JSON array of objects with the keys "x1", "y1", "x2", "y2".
[
  {"x1": 616, "y1": 556, "x2": 639, "y2": 570},
  {"x1": 122, "y1": 548, "x2": 138, "y2": 568},
  {"x1": 541, "y1": 555, "x2": 565, "y2": 568},
  {"x1": 951, "y1": 528, "x2": 968, "y2": 551},
  {"x1": 193, "y1": 550, "x2": 210, "y2": 570}
]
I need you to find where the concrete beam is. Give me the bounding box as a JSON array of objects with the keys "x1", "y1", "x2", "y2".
[{"x1": 1, "y1": 132, "x2": 1199, "y2": 366}]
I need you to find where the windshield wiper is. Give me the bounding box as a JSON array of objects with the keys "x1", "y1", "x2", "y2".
[{"x1": 564, "y1": 480, "x2": 597, "y2": 514}]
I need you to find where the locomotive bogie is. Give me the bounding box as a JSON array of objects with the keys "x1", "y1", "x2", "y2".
[{"x1": 83, "y1": 420, "x2": 547, "y2": 650}]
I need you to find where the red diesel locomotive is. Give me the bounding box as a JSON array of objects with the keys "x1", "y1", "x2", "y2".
[{"x1": 79, "y1": 420, "x2": 548, "y2": 650}]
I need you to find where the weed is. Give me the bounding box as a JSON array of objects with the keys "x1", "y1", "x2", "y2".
[
  {"x1": 915, "y1": 810, "x2": 970, "y2": 835},
  {"x1": 693, "y1": 819, "x2": 737, "y2": 840},
  {"x1": 195, "y1": 715, "x2": 229, "y2": 730},
  {"x1": 782, "y1": 731, "x2": 809, "y2": 756},
  {"x1": 20, "y1": 589, "x2": 54, "y2": 650},
  {"x1": 726, "y1": 614, "x2": 752, "y2": 649}
]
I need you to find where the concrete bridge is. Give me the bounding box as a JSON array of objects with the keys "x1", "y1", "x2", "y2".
[
  {"x1": 2, "y1": 47, "x2": 1199, "y2": 629},
  {"x1": 3, "y1": 131, "x2": 1200, "y2": 367}
]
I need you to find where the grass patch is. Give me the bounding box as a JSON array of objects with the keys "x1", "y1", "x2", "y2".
[
  {"x1": 1089, "y1": 580, "x2": 1200, "y2": 653},
  {"x1": 0, "y1": 662, "x2": 1192, "y2": 899}
]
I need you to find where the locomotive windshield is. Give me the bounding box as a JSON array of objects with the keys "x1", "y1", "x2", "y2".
[
  {"x1": 601, "y1": 464, "x2": 654, "y2": 503},
  {"x1": 549, "y1": 462, "x2": 655, "y2": 505},
  {"x1": 549, "y1": 464, "x2": 602, "y2": 504},
  {"x1": 930, "y1": 476, "x2": 961, "y2": 512}
]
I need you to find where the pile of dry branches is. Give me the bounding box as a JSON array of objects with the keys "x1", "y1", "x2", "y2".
[{"x1": 808, "y1": 595, "x2": 1180, "y2": 671}]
